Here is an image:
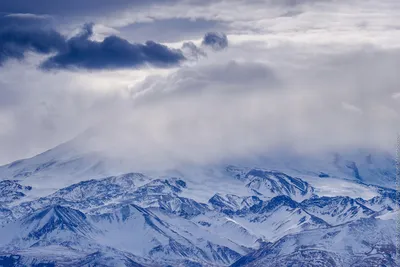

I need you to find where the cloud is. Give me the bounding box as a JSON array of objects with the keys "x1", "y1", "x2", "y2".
[
  {"x1": 0, "y1": 21, "x2": 230, "y2": 70},
  {"x1": 0, "y1": 39, "x2": 399, "y2": 168},
  {"x1": 0, "y1": 25, "x2": 65, "y2": 65},
  {"x1": 202, "y1": 32, "x2": 228, "y2": 51},
  {"x1": 180, "y1": 32, "x2": 230, "y2": 61},
  {"x1": 0, "y1": 13, "x2": 55, "y2": 33},
  {"x1": 181, "y1": 41, "x2": 207, "y2": 60},
  {"x1": 5, "y1": 13, "x2": 52, "y2": 20},
  {"x1": 99, "y1": 0, "x2": 399, "y2": 50},
  {"x1": 40, "y1": 23, "x2": 186, "y2": 70},
  {"x1": 0, "y1": 23, "x2": 201, "y2": 70},
  {"x1": 341, "y1": 102, "x2": 363, "y2": 115}
]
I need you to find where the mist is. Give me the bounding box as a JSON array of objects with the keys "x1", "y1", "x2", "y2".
[{"x1": 46, "y1": 43, "x2": 400, "y2": 170}]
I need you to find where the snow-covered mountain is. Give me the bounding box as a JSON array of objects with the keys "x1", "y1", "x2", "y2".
[
  {"x1": 0, "y1": 136, "x2": 398, "y2": 266},
  {"x1": 231, "y1": 217, "x2": 397, "y2": 267}
]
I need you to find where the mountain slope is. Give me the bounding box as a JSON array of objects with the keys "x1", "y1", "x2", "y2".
[
  {"x1": 91, "y1": 203, "x2": 244, "y2": 265},
  {"x1": 0, "y1": 205, "x2": 98, "y2": 251},
  {"x1": 231, "y1": 217, "x2": 398, "y2": 267}
]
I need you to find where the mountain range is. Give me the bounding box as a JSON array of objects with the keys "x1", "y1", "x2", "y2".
[{"x1": 0, "y1": 135, "x2": 398, "y2": 266}]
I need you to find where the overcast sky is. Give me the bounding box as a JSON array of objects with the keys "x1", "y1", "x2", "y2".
[{"x1": 0, "y1": 0, "x2": 399, "y2": 166}]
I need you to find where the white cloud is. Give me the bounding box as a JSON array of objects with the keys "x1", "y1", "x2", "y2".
[
  {"x1": 392, "y1": 92, "x2": 400, "y2": 99},
  {"x1": 341, "y1": 102, "x2": 363, "y2": 114},
  {"x1": 5, "y1": 13, "x2": 52, "y2": 20}
]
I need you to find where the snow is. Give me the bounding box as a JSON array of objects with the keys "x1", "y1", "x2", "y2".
[
  {"x1": 298, "y1": 175, "x2": 379, "y2": 200},
  {"x1": 0, "y1": 137, "x2": 398, "y2": 266},
  {"x1": 377, "y1": 210, "x2": 400, "y2": 220}
]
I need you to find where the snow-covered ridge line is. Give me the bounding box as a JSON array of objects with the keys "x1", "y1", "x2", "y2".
[
  {"x1": 0, "y1": 164, "x2": 398, "y2": 266},
  {"x1": 0, "y1": 141, "x2": 398, "y2": 266}
]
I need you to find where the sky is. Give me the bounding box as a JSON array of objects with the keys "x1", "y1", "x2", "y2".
[{"x1": 0, "y1": 0, "x2": 399, "y2": 166}]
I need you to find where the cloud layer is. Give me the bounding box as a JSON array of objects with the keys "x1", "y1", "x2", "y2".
[
  {"x1": 0, "y1": 0, "x2": 399, "y2": 168},
  {"x1": 2, "y1": 41, "x2": 398, "y2": 167}
]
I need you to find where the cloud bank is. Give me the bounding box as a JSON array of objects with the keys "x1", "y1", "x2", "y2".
[
  {"x1": 0, "y1": 21, "x2": 228, "y2": 70},
  {"x1": 40, "y1": 23, "x2": 186, "y2": 70},
  {"x1": 0, "y1": 23, "x2": 185, "y2": 70},
  {"x1": 2, "y1": 42, "x2": 398, "y2": 168}
]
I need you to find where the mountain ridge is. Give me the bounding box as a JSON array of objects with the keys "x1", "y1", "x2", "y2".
[{"x1": 0, "y1": 139, "x2": 397, "y2": 266}]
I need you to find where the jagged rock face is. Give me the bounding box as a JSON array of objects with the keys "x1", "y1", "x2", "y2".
[
  {"x1": 0, "y1": 180, "x2": 32, "y2": 204},
  {"x1": 209, "y1": 194, "x2": 263, "y2": 216},
  {"x1": 0, "y1": 147, "x2": 398, "y2": 266},
  {"x1": 226, "y1": 168, "x2": 315, "y2": 201},
  {"x1": 300, "y1": 196, "x2": 376, "y2": 225}
]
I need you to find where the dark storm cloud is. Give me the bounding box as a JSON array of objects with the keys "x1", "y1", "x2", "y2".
[
  {"x1": 40, "y1": 23, "x2": 185, "y2": 70},
  {"x1": 202, "y1": 32, "x2": 228, "y2": 51},
  {"x1": 0, "y1": 25, "x2": 65, "y2": 65},
  {"x1": 0, "y1": 23, "x2": 186, "y2": 70}
]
